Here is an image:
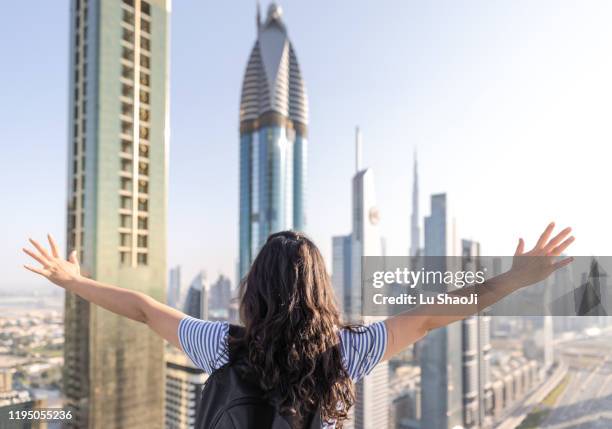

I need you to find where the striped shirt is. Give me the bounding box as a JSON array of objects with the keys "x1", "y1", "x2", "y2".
[{"x1": 178, "y1": 316, "x2": 388, "y2": 428}]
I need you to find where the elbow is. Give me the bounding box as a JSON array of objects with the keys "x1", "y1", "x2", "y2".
[{"x1": 136, "y1": 293, "x2": 153, "y2": 325}]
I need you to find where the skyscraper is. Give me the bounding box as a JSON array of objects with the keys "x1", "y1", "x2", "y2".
[
  {"x1": 168, "y1": 265, "x2": 182, "y2": 309},
  {"x1": 461, "y1": 239, "x2": 492, "y2": 429},
  {"x1": 420, "y1": 194, "x2": 463, "y2": 429},
  {"x1": 165, "y1": 350, "x2": 208, "y2": 429},
  {"x1": 238, "y1": 3, "x2": 309, "y2": 277},
  {"x1": 410, "y1": 150, "x2": 421, "y2": 257},
  {"x1": 340, "y1": 128, "x2": 389, "y2": 429},
  {"x1": 331, "y1": 235, "x2": 352, "y2": 315},
  {"x1": 64, "y1": 0, "x2": 169, "y2": 427},
  {"x1": 183, "y1": 271, "x2": 209, "y2": 320}
]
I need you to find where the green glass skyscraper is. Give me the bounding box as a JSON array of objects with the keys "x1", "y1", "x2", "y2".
[
  {"x1": 239, "y1": 3, "x2": 309, "y2": 277},
  {"x1": 64, "y1": 0, "x2": 169, "y2": 427}
]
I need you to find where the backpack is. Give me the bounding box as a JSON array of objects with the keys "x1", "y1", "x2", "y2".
[{"x1": 194, "y1": 324, "x2": 323, "y2": 429}]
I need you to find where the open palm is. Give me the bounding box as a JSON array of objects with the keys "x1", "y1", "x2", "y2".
[
  {"x1": 23, "y1": 234, "x2": 82, "y2": 288},
  {"x1": 510, "y1": 222, "x2": 575, "y2": 288}
]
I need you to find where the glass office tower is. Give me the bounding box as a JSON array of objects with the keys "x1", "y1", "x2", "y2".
[
  {"x1": 64, "y1": 0, "x2": 169, "y2": 427},
  {"x1": 239, "y1": 3, "x2": 309, "y2": 277}
]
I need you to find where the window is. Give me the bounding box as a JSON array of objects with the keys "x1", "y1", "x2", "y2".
[
  {"x1": 120, "y1": 233, "x2": 131, "y2": 247},
  {"x1": 139, "y1": 107, "x2": 149, "y2": 121},
  {"x1": 141, "y1": 1, "x2": 150, "y2": 15},
  {"x1": 121, "y1": 121, "x2": 133, "y2": 135},
  {"x1": 122, "y1": 47, "x2": 134, "y2": 61},
  {"x1": 137, "y1": 253, "x2": 147, "y2": 265},
  {"x1": 122, "y1": 28, "x2": 134, "y2": 43},
  {"x1": 139, "y1": 162, "x2": 148, "y2": 175},
  {"x1": 121, "y1": 65, "x2": 133, "y2": 79},
  {"x1": 137, "y1": 235, "x2": 147, "y2": 247},
  {"x1": 120, "y1": 251, "x2": 130, "y2": 265},
  {"x1": 122, "y1": 0, "x2": 134, "y2": 7},
  {"x1": 121, "y1": 101, "x2": 133, "y2": 116},
  {"x1": 121, "y1": 139, "x2": 132, "y2": 154},
  {"x1": 140, "y1": 126, "x2": 149, "y2": 140},
  {"x1": 138, "y1": 181, "x2": 148, "y2": 194},
  {"x1": 120, "y1": 177, "x2": 132, "y2": 191},
  {"x1": 120, "y1": 214, "x2": 132, "y2": 228},
  {"x1": 120, "y1": 196, "x2": 132, "y2": 209},
  {"x1": 140, "y1": 73, "x2": 150, "y2": 87},
  {"x1": 121, "y1": 158, "x2": 132, "y2": 172},
  {"x1": 139, "y1": 144, "x2": 149, "y2": 157},
  {"x1": 140, "y1": 37, "x2": 150, "y2": 51},
  {"x1": 138, "y1": 217, "x2": 148, "y2": 229},
  {"x1": 141, "y1": 19, "x2": 150, "y2": 33},
  {"x1": 138, "y1": 198, "x2": 148, "y2": 211},
  {"x1": 140, "y1": 54, "x2": 150, "y2": 69},
  {"x1": 121, "y1": 83, "x2": 133, "y2": 98},
  {"x1": 139, "y1": 90, "x2": 149, "y2": 104},
  {"x1": 122, "y1": 9, "x2": 134, "y2": 25}
]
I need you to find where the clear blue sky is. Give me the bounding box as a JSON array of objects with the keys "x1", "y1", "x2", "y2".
[{"x1": 1, "y1": 1, "x2": 611, "y2": 292}]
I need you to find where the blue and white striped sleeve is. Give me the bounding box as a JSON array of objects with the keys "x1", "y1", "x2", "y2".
[
  {"x1": 339, "y1": 321, "x2": 388, "y2": 382},
  {"x1": 178, "y1": 316, "x2": 230, "y2": 374}
]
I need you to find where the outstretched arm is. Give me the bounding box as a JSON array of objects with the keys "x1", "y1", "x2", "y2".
[
  {"x1": 23, "y1": 235, "x2": 185, "y2": 349},
  {"x1": 382, "y1": 222, "x2": 575, "y2": 361}
]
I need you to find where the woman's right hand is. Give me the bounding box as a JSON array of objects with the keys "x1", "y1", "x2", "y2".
[{"x1": 22, "y1": 234, "x2": 82, "y2": 289}]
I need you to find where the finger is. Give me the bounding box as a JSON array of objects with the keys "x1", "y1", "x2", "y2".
[
  {"x1": 553, "y1": 257, "x2": 574, "y2": 271},
  {"x1": 551, "y1": 236, "x2": 575, "y2": 256},
  {"x1": 47, "y1": 234, "x2": 60, "y2": 258},
  {"x1": 28, "y1": 238, "x2": 52, "y2": 262},
  {"x1": 544, "y1": 227, "x2": 572, "y2": 253},
  {"x1": 514, "y1": 238, "x2": 525, "y2": 256},
  {"x1": 69, "y1": 250, "x2": 80, "y2": 266},
  {"x1": 22, "y1": 248, "x2": 48, "y2": 267},
  {"x1": 23, "y1": 265, "x2": 50, "y2": 277},
  {"x1": 535, "y1": 222, "x2": 556, "y2": 249}
]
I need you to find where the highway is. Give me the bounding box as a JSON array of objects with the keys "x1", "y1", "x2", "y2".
[{"x1": 541, "y1": 333, "x2": 612, "y2": 428}]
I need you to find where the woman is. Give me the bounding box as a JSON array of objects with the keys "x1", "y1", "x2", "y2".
[{"x1": 22, "y1": 223, "x2": 573, "y2": 427}]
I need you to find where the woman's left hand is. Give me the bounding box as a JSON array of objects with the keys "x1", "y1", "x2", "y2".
[{"x1": 509, "y1": 222, "x2": 575, "y2": 288}]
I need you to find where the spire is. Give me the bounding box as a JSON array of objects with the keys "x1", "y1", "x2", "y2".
[
  {"x1": 410, "y1": 148, "x2": 420, "y2": 257},
  {"x1": 256, "y1": 1, "x2": 261, "y2": 33},
  {"x1": 355, "y1": 126, "x2": 362, "y2": 173}
]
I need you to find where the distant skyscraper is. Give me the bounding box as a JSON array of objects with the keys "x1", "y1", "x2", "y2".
[
  {"x1": 238, "y1": 3, "x2": 309, "y2": 277},
  {"x1": 209, "y1": 274, "x2": 232, "y2": 318},
  {"x1": 461, "y1": 239, "x2": 492, "y2": 429},
  {"x1": 348, "y1": 128, "x2": 389, "y2": 429},
  {"x1": 183, "y1": 271, "x2": 209, "y2": 320},
  {"x1": 165, "y1": 350, "x2": 208, "y2": 429},
  {"x1": 410, "y1": 150, "x2": 421, "y2": 257},
  {"x1": 420, "y1": 193, "x2": 464, "y2": 429},
  {"x1": 64, "y1": 0, "x2": 169, "y2": 427},
  {"x1": 331, "y1": 235, "x2": 352, "y2": 315},
  {"x1": 168, "y1": 265, "x2": 182, "y2": 309}
]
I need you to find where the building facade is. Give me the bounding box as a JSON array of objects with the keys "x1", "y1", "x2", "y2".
[
  {"x1": 64, "y1": 0, "x2": 169, "y2": 427},
  {"x1": 420, "y1": 193, "x2": 464, "y2": 429},
  {"x1": 183, "y1": 271, "x2": 209, "y2": 321},
  {"x1": 238, "y1": 3, "x2": 309, "y2": 277},
  {"x1": 330, "y1": 129, "x2": 389, "y2": 429},
  {"x1": 167, "y1": 265, "x2": 182, "y2": 309},
  {"x1": 165, "y1": 351, "x2": 208, "y2": 429}
]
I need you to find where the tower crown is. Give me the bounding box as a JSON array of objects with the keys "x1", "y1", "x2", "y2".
[{"x1": 240, "y1": 3, "x2": 308, "y2": 131}]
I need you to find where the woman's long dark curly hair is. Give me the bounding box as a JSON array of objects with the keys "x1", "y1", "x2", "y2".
[{"x1": 235, "y1": 230, "x2": 354, "y2": 425}]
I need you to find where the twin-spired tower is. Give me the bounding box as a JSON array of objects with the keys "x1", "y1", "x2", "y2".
[{"x1": 238, "y1": 3, "x2": 309, "y2": 277}]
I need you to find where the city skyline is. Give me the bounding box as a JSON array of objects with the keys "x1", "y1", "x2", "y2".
[{"x1": 3, "y1": 1, "x2": 612, "y2": 291}]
